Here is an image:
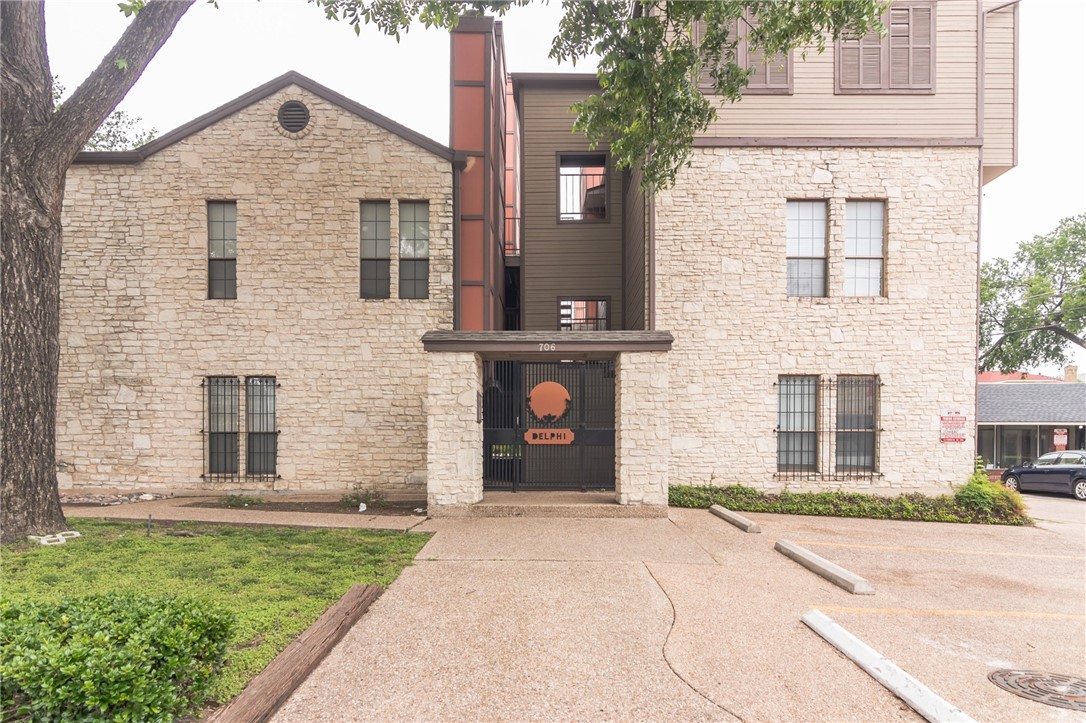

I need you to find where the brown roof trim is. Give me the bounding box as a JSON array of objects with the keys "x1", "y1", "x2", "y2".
[
  {"x1": 984, "y1": 0, "x2": 1021, "y2": 13},
  {"x1": 452, "y1": 15, "x2": 495, "y2": 32},
  {"x1": 421, "y1": 330, "x2": 673, "y2": 356},
  {"x1": 72, "y1": 71, "x2": 453, "y2": 165},
  {"x1": 693, "y1": 136, "x2": 984, "y2": 148},
  {"x1": 511, "y1": 73, "x2": 600, "y2": 91}
]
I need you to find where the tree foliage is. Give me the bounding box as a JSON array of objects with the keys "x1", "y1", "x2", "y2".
[
  {"x1": 53, "y1": 79, "x2": 157, "y2": 151},
  {"x1": 980, "y1": 214, "x2": 1086, "y2": 372},
  {"x1": 314, "y1": 0, "x2": 884, "y2": 190}
]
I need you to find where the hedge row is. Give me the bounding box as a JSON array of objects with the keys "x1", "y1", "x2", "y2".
[{"x1": 669, "y1": 479, "x2": 1030, "y2": 525}]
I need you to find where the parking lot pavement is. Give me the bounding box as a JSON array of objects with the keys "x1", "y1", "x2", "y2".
[
  {"x1": 1020, "y1": 491, "x2": 1086, "y2": 543},
  {"x1": 745, "y1": 511, "x2": 1086, "y2": 721}
]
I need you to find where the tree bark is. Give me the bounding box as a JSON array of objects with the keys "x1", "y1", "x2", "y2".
[{"x1": 1, "y1": 0, "x2": 194, "y2": 543}]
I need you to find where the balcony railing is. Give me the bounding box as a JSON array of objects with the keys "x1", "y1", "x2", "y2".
[
  {"x1": 504, "y1": 211, "x2": 520, "y2": 256},
  {"x1": 559, "y1": 172, "x2": 607, "y2": 221}
]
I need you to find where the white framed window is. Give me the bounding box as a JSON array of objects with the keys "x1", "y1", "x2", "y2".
[
  {"x1": 786, "y1": 201, "x2": 827, "y2": 297},
  {"x1": 398, "y1": 201, "x2": 429, "y2": 299},
  {"x1": 845, "y1": 201, "x2": 885, "y2": 297}
]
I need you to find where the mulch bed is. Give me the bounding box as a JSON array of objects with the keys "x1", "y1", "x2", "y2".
[{"x1": 184, "y1": 499, "x2": 424, "y2": 516}]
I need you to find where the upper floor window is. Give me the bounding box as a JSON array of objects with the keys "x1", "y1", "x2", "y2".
[
  {"x1": 694, "y1": 15, "x2": 792, "y2": 94},
  {"x1": 836, "y1": 1, "x2": 934, "y2": 94},
  {"x1": 361, "y1": 201, "x2": 391, "y2": 299},
  {"x1": 844, "y1": 201, "x2": 886, "y2": 297},
  {"x1": 399, "y1": 201, "x2": 429, "y2": 299},
  {"x1": 559, "y1": 298, "x2": 609, "y2": 331},
  {"x1": 738, "y1": 13, "x2": 792, "y2": 94},
  {"x1": 558, "y1": 154, "x2": 607, "y2": 222},
  {"x1": 786, "y1": 200, "x2": 827, "y2": 297},
  {"x1": 207, "y1": 201, "x2": 237, "y2": 299}
]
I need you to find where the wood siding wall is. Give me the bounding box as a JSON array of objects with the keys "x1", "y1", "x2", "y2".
[
  {"x1": 520, "y1": 88, "x2": 623, "y2": 331},
  {"x1": 983, "y1": 2, "x2": 1016, "y2": 180},
  {"x1": 700, "y1": 0, "x2": 978, "y2": 139},
  {"x1": 622, "y1": 166, "x2": 647, "y2": 331}
]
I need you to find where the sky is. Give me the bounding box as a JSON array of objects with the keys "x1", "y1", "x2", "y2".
[{"x1": 45, "y1": 0, "x2": 1086, "y2": 373}]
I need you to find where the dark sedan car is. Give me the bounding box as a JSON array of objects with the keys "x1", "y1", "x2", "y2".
[{"x1": 1001, "y1": 450, "x2": 1086, "y2": 500}]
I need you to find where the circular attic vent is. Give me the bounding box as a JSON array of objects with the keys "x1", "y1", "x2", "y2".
[{"x1": 277, "y1": 101, "x2": 310, "y2": 133}]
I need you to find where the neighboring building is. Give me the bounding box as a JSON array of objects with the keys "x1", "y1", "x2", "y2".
[
  {"x1": 59, "y1": 0, "x2": 1020, "y2": 510},
  {"x1": 978, "y1": 366, "x2": 1086, "y2": 469}
]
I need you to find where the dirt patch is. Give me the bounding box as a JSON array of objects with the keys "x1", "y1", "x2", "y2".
[{"x1": 184, "y1": 499, "x2": 424, "y2": 516}]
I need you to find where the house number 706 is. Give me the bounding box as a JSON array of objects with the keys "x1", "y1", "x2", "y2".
[{"x1": 538, "y1": 343, "x2": 556, "y2": 352}]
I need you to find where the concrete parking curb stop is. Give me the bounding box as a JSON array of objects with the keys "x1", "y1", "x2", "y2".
[
  {"x1": 775, "y1": 539, "x2": 875, "y2": 594},
  {"x1": 802, "y1": 609, "x2": 977, "y2": 723},
  {"x1": 709, "y1": 505, "x2": 761, "y2": 533}
]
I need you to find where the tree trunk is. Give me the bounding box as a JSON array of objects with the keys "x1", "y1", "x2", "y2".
[
  {"x1": 1, "y1": 162, "x2": 68, "y2": 544},
  {"x1": 1, "y1": 0, "x2": 194, "y2": 543}
]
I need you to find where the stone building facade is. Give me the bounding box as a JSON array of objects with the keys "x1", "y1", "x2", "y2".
[
  {"x1": 656, "y1": 147, "x2": 980, "y2": 489},
  {"x1": 59, "y1": 77, "x2": 453, "y2": 495},
  {"x1": 58, "y1": 3, "x2": 1015, "y2": 508}
]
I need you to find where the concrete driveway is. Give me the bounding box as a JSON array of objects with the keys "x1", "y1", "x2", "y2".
[
  {"x1": 1020, "y1": 490, "x2": 1086, "y2": 542},
  {"x1": 275, "y1": 509, "x2": 1085, "y2": 722}
]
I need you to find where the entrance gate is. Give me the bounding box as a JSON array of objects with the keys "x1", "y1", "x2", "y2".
[{"x1": 482, "y1": 360, "x2": 616, "y2": 491}]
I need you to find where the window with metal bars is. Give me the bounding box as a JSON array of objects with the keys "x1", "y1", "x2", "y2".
[
  {"x1": 246, "y1": 377, "x2": 277, "y2": 479},
  {"x1": 776, "y1": 375, "x2": 881, "y2": 480},
  {"x1": 398, "y1": 201, "x2": 429, "y2": 299},
  {"x1": 204, "y1": 377, "x2": 239, "y2": 481},
  {"x1": 208, "y1": 202, "x2": 237, "y2": 299}
]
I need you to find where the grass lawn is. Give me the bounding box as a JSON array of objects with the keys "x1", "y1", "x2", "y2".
[{"x1": 2, "y1": 519, "x2": 430, "y2": 702}]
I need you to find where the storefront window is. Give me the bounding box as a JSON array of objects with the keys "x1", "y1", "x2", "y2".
[
  {"x1": 978, "y1": 426, "x2": 996, "y2": 468},
  {"x1": 997, "y1": 426, "x2": 1037, "y2": 468}
]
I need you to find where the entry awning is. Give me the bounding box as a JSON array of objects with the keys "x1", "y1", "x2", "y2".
[{"x1": 422, "y1": 330, "x2": 673, "y2": 359}]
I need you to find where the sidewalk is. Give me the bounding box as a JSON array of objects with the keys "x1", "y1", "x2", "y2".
[
  {"x1": 274, "y1": 508, "x2": 1083, "y2": 722},
  {"x1": 274, "y1": 512, "x2": 918, "y2": 722},
  {"x1": 64, "y1": 496, "x2": 426, "y2": 532}
]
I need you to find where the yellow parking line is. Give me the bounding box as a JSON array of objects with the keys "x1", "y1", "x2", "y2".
[
  {"x1": 819, "y1": 605, "x2": 1086, "y2": 621},
  {"x1": 793, "y1": 540, "x2": 1085, "y2": 561}
]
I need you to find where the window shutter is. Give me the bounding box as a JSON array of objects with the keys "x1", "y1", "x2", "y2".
[
  {"x1": 739, "y1": 10, "x2": 791, "y2": 92},
  {"x1": 860, "y1": 34, "x2": 883, "y2": 86},
  {"x1": 839, "y1": 32, "x2": 882, "y2": 89},
  {"x1": 888, "y1": 3, "x2": 933, "y2": 89}
]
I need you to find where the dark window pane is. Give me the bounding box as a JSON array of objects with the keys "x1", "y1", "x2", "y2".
[
  {"x1": 778, "y1": 432, "x2": 817, "y2": 471},
  {"x1": 399, "y1": 259, "x2": 428, "y2": 299},
  {"x1": 361, "y1": 259, "x2": 390, "y2": 299},
  {"x1": 247, "y1": 433, "x2": 277, "y2": 475},
  {"x1": 836, "y1": 431, "x2": 875, "y2": 471},
  {"x1": 209, "y1": 432, "x2": 239, "y2": 474},
  {"x1": 209, "y1": 259, "x2": 236, "y2": 299}
]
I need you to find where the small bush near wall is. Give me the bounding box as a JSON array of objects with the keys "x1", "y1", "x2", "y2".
[
  {"x1": 0, "y1": 593, "x2": 233, "y2": 723},
  {"x1": 670, "y1": 482, "x2": 1030, "y2": 526}
]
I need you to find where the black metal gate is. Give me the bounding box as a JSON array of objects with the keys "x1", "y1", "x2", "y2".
[{"x1": 483, "y1": 360, "x2": 615, "y2": 491}]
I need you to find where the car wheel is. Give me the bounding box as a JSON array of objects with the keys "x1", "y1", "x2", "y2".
[
  {"x1": 1004, "y1": 475, "x2": 1020, "y2": 492},
  {"x1": 1074, "y1": 480, "x2": 1086, "y2": 501}
]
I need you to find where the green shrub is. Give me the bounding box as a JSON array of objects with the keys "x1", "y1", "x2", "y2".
[
  {"x1": 340, "y1": 484, "x2": 387, "y2": 509},
  {"x1": 220, "y1": 494, "x2": 264, "y2": 508},
  {"x1": 1, "y1": 593, "x2": 233, "y2": 723},
  {"x1": 670, "y1": 482, "x2": 1030, "y2": 526}
]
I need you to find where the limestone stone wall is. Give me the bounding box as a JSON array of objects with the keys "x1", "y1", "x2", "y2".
[
  {"x1": 655, "y1": 146, "x2": 979, "y2": 490},
  {"x1": 615, "y1": 352, "x2": 670, "y2": 505},
  {"x1": 425, "y1": 352, "x2": 483, "y2": 511},
  {"x1": 58, "y1": 84, "x2": 453, "y2": 494}
]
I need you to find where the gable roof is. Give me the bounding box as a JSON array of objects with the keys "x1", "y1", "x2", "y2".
[
  {"x1": 978, "y1": 383, "x2": 1086, "y2": 424},
  {"x1": 73, "y1": 71, "x2": 453, "y2": 165}
]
